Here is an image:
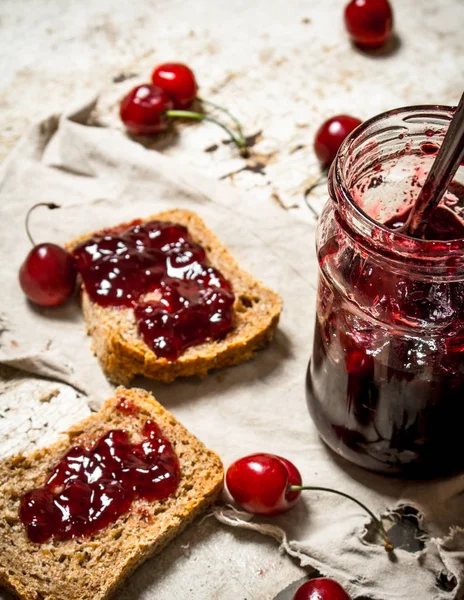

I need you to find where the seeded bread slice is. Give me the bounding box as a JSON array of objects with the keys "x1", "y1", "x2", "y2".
[
  {"x1": 0, "y1": 386, "x2": 223, "y2": 600},
  {"x1": 67, "y1": 209, "x2": 282, "y2": 384}
]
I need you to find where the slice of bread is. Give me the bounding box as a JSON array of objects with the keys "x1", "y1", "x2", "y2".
[
  {"x1": 0, "y1": 386, "x2": 223, "y2": 600},
  {"x1": 66, "y1": 209, "x2": 282, "y2": 384}
]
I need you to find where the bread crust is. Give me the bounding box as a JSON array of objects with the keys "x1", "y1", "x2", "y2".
[
  {"x1": 66, "y1": 210, "x2": 282, "y2": 384},
  {"x1": 0, "y1": 387, "x2": 224, "y2": 600}
]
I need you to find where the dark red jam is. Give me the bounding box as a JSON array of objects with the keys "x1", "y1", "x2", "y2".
[
  {"x1": 384, "y1": 205, "x2": 464, "y2": 241},
  {"x1": 116, "y1": 395, "x2": 139, "y2": 415},
  {"x1": 20, "y1": 420, "x2": 180, "y2": 543},
  {"x1": 72, "y1": 220, "x2": 235, "y2": 360},
  {"x1": 307, "y1": 201, "x2": 464, "y2": 477}
]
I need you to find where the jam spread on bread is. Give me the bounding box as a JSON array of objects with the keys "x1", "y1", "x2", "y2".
[
  {"x1": 20, "y1": 420, "x2": 180, "y2": 543},
  {"x1": 116, "y1": 395, "x2": 140, "y2": 415},
  {"x1": 73, "y1": 220, "x2": 235, "y2": 360}
]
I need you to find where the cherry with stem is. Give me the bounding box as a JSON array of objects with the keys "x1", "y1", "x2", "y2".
[
  {"x1": 150, "y1": 63, "x2": 248, "y2": 151},
  {"x1": 226, "y1": 453, "x2": 394, "y2": 553},
  {"x1": 19, "y1": 203, "x2": 77, "y2": 307},
  {"x1": 120, "y1": 83, "x2": 249, "y2": 157}
]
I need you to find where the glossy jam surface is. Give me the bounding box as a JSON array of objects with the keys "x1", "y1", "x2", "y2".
[
  {"x1": 384, "y1": 196, "x2": 464, "y2": 241},
  {"x1": 307, "y1": 198, "x2": 464, "y2": 476},
  {"x1": 20, "y1": 419, "x2": 180, "y2": 543},
  {"x1": 73, "y1": 220, "x2": 235, "y2": 360}
]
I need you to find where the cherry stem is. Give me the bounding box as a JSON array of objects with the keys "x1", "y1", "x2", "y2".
[
  {"x1": 25, "y1": 202, "x2": 61, "y2": 246},
  {"x1": 198, "y1": 97, "x2": 246, "y2": 144},
  {"x1": 304, "y1": 174, "x2": 328, "y2": 218},
  {"x1": 304, "y1": 174, "x2": 328, "y2": 199},
  {"x1": 288, "y1": 485, "x2": 394, "y2": 552},
  {"x1": 165, "y1": 110, "x2": 249, "y2": 157}
]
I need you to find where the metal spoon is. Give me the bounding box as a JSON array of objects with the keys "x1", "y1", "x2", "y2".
[{"x1": 403, "y1": 91, "x2": 464, "y2": 238}]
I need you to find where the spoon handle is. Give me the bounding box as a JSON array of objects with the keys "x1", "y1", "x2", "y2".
[{"x1": 406, "y1": 92, "x2": 464, "y2": 238}]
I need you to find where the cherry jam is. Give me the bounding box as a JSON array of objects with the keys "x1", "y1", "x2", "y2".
[
  {"x1": 20, "y1": 420, "x2": 180, "y2": 543},
  {"x1": 73, "y1": 220, "x2": 235, "y2": 360},
  {"x1": 308, "y1": 208, "x2": 464, "y2": 476},
  {"x1": 306, "y1": 106, "x2": 464, "y2": 476}
]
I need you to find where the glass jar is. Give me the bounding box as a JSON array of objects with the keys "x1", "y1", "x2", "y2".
[{"x1": 306, "y1": 105, "x2": 464, "y2": 477}]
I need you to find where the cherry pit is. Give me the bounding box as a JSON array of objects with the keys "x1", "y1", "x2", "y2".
[{"x1": 226, "y1": 453, "x2": 393, "y2": 552}]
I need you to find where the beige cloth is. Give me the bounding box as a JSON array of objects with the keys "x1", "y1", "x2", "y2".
[{"x1": 0, "y1": 102, "x2": 463, "y2": 600}]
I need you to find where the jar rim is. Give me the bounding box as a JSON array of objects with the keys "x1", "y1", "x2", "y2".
[{"x1": 332, "y1": 104, "x2": 464, "y2": 263}]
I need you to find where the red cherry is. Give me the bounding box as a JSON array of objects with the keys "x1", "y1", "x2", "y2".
[
  {"x1": 152, "y1": 63, "x2": 197, "y2": 109},
  {"x1": 314, "y1": 115, "x2": 362, "y2": 168},
  {"x1": 344, "y1": 0, "x2": 393, "y2": 49},
  {"x1": 120, "y1": 84, "x2": 174, "y2": 135},
  {"x1": 227, "y1": 454, "x2": 394, "y2": 551},
  {"x1": 292, "y1": 578, "x2": 351, "y2": 600},
  {"x1": 225, "y1": 453, "x2": 302, "y2": 516},
  {"x1": 19, "y1": 243, "x2": 77, "y2": 307},
  {"x1": 339, "y1": 332, "x2": 374, "y2": 376},
  {"x1": 227, "y1": 453, "x2": 394, "y2": 552},
  {"x1": 345, "y1": 347, "x2": 374, "y2": 375}
]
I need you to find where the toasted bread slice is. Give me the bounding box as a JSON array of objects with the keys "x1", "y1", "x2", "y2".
[
  {"x1": 67, "y1": 209, "x2": 282, "y2": 384},
  {"x1": 0, "y1": 387, "x2": 223, "y2": 600}
]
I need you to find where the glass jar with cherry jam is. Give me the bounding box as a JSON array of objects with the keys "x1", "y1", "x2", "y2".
[{"x1": 306, "y1": 106, "x2": 464, "y2": 477}]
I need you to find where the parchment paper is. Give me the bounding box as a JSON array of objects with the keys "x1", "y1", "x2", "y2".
[{"x1": 1, "y1": 101, "x2": 463, "y2": 600}]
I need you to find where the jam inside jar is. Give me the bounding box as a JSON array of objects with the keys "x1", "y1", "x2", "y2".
[{"x1": 306, "y1": 105, "x2": 464, "y2": 477}]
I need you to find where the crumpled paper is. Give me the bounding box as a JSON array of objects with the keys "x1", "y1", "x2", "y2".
[{"x1": 1, "y1": 101, "x2": 463, "y2": 600}]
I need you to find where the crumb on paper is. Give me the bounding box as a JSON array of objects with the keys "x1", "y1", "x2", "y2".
[
  {"x1": 271, "y1": 192, "x2": 299, "y2": 211},
  {"x1": 39, "y1": 388, "x2": 60, "y2": 403},
  {"x1": 112, "y1": 72, "x2": 137, "y2": 83},
  {"x1": 290, "y1": 144, "x2": 305, "y2": 154}
]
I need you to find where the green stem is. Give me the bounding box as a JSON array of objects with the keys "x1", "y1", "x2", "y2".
[
  {"x1": 197, "y1": 98, "x2": 246, "y2": 146},
  {"x1": 25, "y1": 202, "x2": 61, "y2": 246},
  {"x1": 165, "y1": 109, "x2": 249, "y2": 157},
  {"x1": 288, "y1": 485, "x2": 393, "y2": 552}
]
